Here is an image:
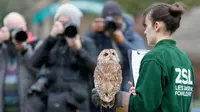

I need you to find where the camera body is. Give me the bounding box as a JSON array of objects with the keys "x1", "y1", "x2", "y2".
[
  {"x1": 27, "y1": 67, "x2": 49, "y2": 95},
  {"x1": 104, "y1": 16, "x2": 120, "y2": 33},
  {"x1": 62, "y1": 22, "x2": 78, "y2": 38},
  {"x1": 9, "y1": 28, "x2": 27, "y2": 43}
]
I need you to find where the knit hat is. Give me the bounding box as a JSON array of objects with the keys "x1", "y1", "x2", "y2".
[
  {"x1": 102, "y1": 1, "x2": 122, "y2": 18},
  {"x1": 54, "y1": 3, "x2": 83, "y2": 27}
]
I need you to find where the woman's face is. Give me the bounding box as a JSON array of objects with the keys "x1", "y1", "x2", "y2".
[{"x1": 144, "y1": 13, "x2": 157, "y2": 46}]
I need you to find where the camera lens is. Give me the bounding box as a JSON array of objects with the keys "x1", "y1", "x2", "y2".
[
  {"x1": 104, "y1": 16, "x2": 118, "y2": 33},
  {"x1": 104, "y1": 21, "x2": 118, "y2": 33},
  {"x1": 10, "y1": 29, "x2": 27, "y2": 43},
  {"x1": 63, "y1": 22, "x2": 78, "y2": 38},
  {"x1": 64, "y1": 25, "x2": 78, "y2": 38},
  {"x1": 14, "y1": 31, "x2": 27, "y2": 42}
]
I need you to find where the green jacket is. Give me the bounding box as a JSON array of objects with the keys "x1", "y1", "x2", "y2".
[{"x1": 129, "y1": 39, "x2": 194, "y2": 112}]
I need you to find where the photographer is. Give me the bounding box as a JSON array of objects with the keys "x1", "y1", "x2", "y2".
[
  {"x1": 86, "y1": 1, "x2": 146, "y2": 92},
  {"x1": 0, "y1": 12, "x2": 44, "y2": 112},
  {"x1": 31, "y1": 4, "x2": 97, "y2": 112}
]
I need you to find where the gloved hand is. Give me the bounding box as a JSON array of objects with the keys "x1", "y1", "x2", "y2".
[
  {"x1": 91, "y1": 88, "x2": 123, "y2": 111},
  {"x1": 91, "y1": 88, "x2": 101, "y2": 108}
]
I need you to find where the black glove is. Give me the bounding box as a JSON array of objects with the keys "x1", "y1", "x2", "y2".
[
  {"x1": 91, "y1": 88, "x2": 123, "y2": 111},
  {"x1": 91, "y1": 88, "x2": 101, "y2": 108},
  {"x1": 27, "y1": 77, "x2": 47, "y2": 95}
]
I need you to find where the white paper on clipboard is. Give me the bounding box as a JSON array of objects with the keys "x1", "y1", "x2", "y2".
[{"x1": 131, "y1": 50, "x2": 149, "y2": 87}]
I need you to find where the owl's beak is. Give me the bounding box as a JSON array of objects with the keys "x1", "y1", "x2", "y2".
[
  {"x1": 109, "y1": 58, "x2": 115, "y2": 62},
  {"x1": 109, "y1": 56, "x2": 113, "y2": 60}
]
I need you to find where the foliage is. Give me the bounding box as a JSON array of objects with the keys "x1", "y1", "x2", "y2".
[
  {"x1": 0, "y1": 0, "x2": 56, "y2": 27},
  {"x1": 114, "y1": 0, "x2": 200, "y2": 16}
]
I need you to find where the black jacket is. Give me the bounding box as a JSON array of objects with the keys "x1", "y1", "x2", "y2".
[{"x1": 31, "y1": 36, "x2": 97, "y2": 105}]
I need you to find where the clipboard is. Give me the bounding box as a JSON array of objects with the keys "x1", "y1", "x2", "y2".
[{"x1": 128, "y1": 49, "x2": 149, "y2": 87}]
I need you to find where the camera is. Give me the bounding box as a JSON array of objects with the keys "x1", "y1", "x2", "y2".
[
  {"x1": 104, "y1": 16, "x2": 120, "y2": 33},
  {"x1": 27, "y1": 67, "x2": 49, "y2": 95},
  {"x1": 63, "y1": 22, "x2": 78, "y2": 38},
  {"x1": 9, "y1": 28, "x2": 27, "y2": 43},
  {"x1": 27, "y1": 77, "x2": 47, "y2": 95}
]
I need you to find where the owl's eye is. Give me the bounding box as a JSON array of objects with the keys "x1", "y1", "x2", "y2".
[
  {"x1": 104, "y1": 53, "x2": 109, "y2": 56},
  {"x1": 112, "y1": 52, "x2": 115, "y2": 55}
]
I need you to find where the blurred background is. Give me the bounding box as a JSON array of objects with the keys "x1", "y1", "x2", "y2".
[{"x1": 0, "y1": 0, "x2": 199, "y2": 111}]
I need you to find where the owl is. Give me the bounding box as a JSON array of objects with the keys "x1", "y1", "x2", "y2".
[{"x1": 94, "y1": 49, "x2": 122, "y2": 108}]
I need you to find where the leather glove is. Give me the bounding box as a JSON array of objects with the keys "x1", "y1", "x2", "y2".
[
  {"x1": 91, "y1": 88, "x2": 123, "y2": 111},
  {"x1": 91, "y1": 88, "x2": 101, "y2": 108}
]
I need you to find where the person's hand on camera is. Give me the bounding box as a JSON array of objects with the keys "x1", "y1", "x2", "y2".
[
  {"x1": 66, "y1": 35, "x2": 82, "y2": 51},
  {"x1": 91, "y1": 18, "x2": 104, "y2": 33},
  {"x1": 0, "y1": 27, "x2": 10, "y2": 43},
  {"x1": 12, "y1": 39, "x2": 28, "y2": 52},
  {"x1": 50, "y1": 21, "x2": 64, "y2": 37},
  {"x1": 106, "y1": 30, "x2": 124, "y2": 44},
  {"x1": 0, "y1": 27, "x2": 27, "y2": 52}
]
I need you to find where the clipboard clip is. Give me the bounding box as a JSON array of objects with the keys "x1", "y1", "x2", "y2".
[{"x1": 137, "y1": 49, "x2": 149, "y2": 55}]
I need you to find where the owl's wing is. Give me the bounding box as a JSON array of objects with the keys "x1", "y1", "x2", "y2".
[
  {"x1": 114, "y1": 64, "x2": 122, "y2": 91},
  {"x1": 108, "y1": 63, "x2": 122, "y2": 99},
  {"x1": 93, "y1": 64, "x2": 104, "y2": 91}
]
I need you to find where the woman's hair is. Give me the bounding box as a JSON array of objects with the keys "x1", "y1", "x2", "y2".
[{"x1": 143, "y1": 2, "x2": 185, "y2": 33}]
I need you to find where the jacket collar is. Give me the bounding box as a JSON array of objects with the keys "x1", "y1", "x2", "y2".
[{"x1": 154, "y1": 39, "x2": 176, "y2": 48}]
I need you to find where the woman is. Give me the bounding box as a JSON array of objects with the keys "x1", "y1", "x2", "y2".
[{"x1": 92, "y1": 2, "x2": 194, "y2": 112}]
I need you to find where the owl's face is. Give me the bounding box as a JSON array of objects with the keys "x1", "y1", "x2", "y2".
[{"x1": 97, "y1": 49, "x2": 120, "y2": 63}]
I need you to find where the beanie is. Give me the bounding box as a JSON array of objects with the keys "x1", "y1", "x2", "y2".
[
  {"x1": 102, "y1": 1, "x2": 122, "y2": 18},
  {"x1": 54, "y1": 3, "x2": 83, "y2": 27}
]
